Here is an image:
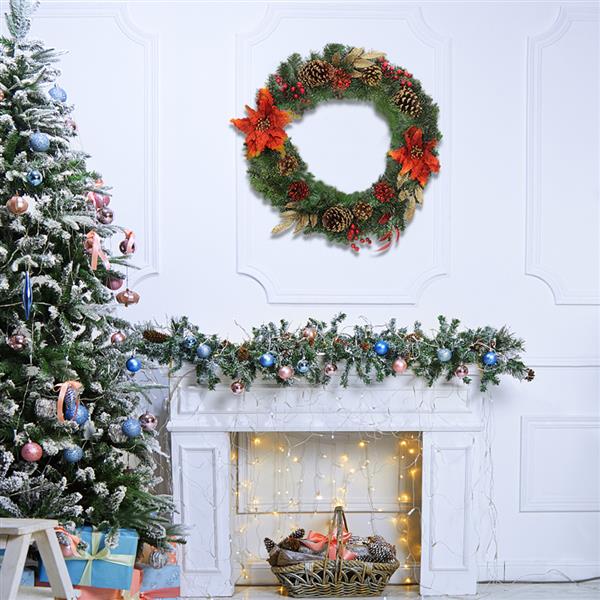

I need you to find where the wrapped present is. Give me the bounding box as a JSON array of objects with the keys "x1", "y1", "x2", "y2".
[
  {"x1": 0, "y1": 551, "x2": 35, "y2": 586},
  {"x1": 137, "y1": 543, "x2": 177, "y2": 567},
  {"x1": 139, "y1": 563, "x2": 179, "y2": 590},
  {"x1": 39, "y1": 526, "x2": 138, "y2": 589}
]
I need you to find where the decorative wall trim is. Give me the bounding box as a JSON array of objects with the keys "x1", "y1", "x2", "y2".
[
  {"x1": 520, "y1": 416, "x2": 600, "y2": 512},
  {"x1": 478, "y1": 560, "x2": 600, "y2": 583},
  {"x1": 525, "y1": 4, "x2": 599, "y2": 305},
  {"x1": 36, "y1": 2, "x2": 160, "y2": 287},
  {"x1": 235, "y1": 3, "x2": 451, "y2": 304}
]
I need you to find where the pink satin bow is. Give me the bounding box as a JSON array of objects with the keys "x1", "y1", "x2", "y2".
[
  {"x1": 86, "y1": 231, "x2": 110, "y2": 271},
  {"x1": 303, "y1": 530, "x2": 356, "y2": 560},
  {"x1": 123, "y1": 229, "x2": 135, "y2": 254},
  {"x1": 55, "y1": 381, "x2": 82, "y2": 423}
]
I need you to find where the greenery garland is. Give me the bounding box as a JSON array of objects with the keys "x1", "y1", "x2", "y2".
[
  {"x1": 231, "y1": 44, "x2": 441, "y2": 252},
  {"x1": 136, "y1": 315, "x2": 534, "y2": 394}
]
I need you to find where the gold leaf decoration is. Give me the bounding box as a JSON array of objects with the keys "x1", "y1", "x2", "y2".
[
  {"x1": 404, "y1": 197, "x2": 417, "y2": 222},
  {"x1": 272, "y1": 210, "x2": 317, "y2": 236},
  {"x1": 414, "y1": 186, "x2": 424, "y2": 205},
  {"x1": 396, "y1": 172, "x2": 409, "y2": 188},
  {"x1": 331, "y1": 51, "x2": 341, "y2": 67}
]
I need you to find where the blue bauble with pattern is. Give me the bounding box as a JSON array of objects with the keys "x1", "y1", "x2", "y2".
[
  {"x1": 122, "y1": 417, "x2": 142, "y2": 438},
  {"x1": 63, "y1": 446, "x2": 83, "y2": 463},
  {"x1": 196, "y1": 343, "x2": 212, "y2": 359},
  {"x1": 437, "y1": 348, "x2": 452, "y2": 362},
  {"x1": 26, "y1": 170, "x2": 43, "y2": 186},
  {"x1": 483, "y1": 351, "x2": 498, "y2": 366},
  {"x1": 49, "y1": 84, "x2": 67, "y2": 102},
  {"x1": 183, "y1": 336, "x2": 197, "y2": 349},
  {"x1": 64, "y1": 402, "x2": 89, "y2": 425},
  {"x1": 259, "y1": 352, "x2": 276, "y2": 368},
  {"x1": 126, "y1": 356, "x2": 142, "y2": 373},
  {"x1": 296, "y1": 359, "x2": 310, "y2": 374},
  {"x1": 29, "y1": 132, "x2": 50, "y2": 152},
  {"x1": 373, "y1": 340, "x2": 389, "y2": 356}
]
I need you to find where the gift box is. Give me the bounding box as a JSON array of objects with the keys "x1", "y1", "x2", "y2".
[
  {"x1": 138, "y1": 563, "x2": 180, "y2": 599},
  {"x1": 137, "y1": 543, "x2": 177, "y2": 566},
  {"x1": 0, "y1": 551, "x2": 35, "y2": 586},
  {"x1": 39, "y1": 526, "x2": 138, "y2": 589}
]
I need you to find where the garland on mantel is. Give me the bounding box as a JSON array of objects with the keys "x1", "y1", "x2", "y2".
[{"x1": 135, "y1": 315, "x2": 534, "y2": 394}]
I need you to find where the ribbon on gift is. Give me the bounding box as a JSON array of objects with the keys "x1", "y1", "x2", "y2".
[
  {"x1": 55, "y1": 526, "x2": 81, "y2": 557},
  {"x1": 302, "y1": 530, "x2": 356, "y2": 560},
  {"x1": 122, "y1": 229, "x2": 135, "y2": 254},
  {"x1": 86, "y1": 231, "x2": 110, "y2": 271},
  {"x1": 55, "y1": 381, "x2": 82, "y2": 423},
  {"x1": 67, "y1": 530, "x2": 136, "y2": 587}
]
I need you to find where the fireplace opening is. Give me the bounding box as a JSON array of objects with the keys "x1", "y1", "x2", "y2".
[{"x1": 231, "y1": 431, "x2": 422, "y2": 587}]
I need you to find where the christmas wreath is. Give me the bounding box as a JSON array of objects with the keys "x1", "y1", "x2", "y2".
[{"x1": 231, "y1": 43, "x2": 441, "y2": 252}]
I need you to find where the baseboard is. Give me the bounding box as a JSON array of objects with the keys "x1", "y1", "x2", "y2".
[{"x1": 478, "y1": 561, "x2": 600, "y2": 582}]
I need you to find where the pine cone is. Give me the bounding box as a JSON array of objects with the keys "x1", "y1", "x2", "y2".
[
  {"x1": 393, "y1": 87, "x2": 422, "y2": 118},
  {"x1": 264, "y1": 538, "x2": 276, "y2": 552},
  {"x1": 237, "y1": 345, "x2": 250, "y2": 361},
  {"x1": 322, "y1": 205, "x2": 353, "y2": 233},
  {"x1": 360, "y1": 65, "x2": 382, "y2": 87},
  {"x1": 142, "y1": 329, "x2": 170, "y2": 344},
  {"x1": 353, "y1": 202, "x2": 373, "y2": 221},
  {"x1": 278, "y1": 155, "x2": 299, "y2": 177},
  {"x1": 525, "y1": 368, "x2": 535, "y2": 382},
  {"x1": 373, "y1": 181, "x2": 395, "y2": 203},
  {"x1": 279, "y1": 537, "x2": 301, "y2": 551},
  {"x1": 288, "y1": 180, "x2": 310, "y2": 201},
  {"x1": 298, "y1": 60, "x2": 334, "y2": 88},
  {"x1": 367, "y1": 536, "x2": 396, "y2": 563},
  {"x1": 289, "y1": 528, "x2": 305, "y2": 539}
]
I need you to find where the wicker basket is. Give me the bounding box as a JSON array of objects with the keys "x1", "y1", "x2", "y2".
[{"x1": 270, "y1": 506, "x2": 399, "y2": 597}]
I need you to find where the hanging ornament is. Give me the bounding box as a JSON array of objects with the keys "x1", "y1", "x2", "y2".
[
  {"x1": 86, "y1": 191, "x2": 110, "y2": 209},
  {"x1": 49, "y1": 84, "x2": 68, "y2": 102},
  {"x1": 111, "y1": 331, "x2": 127, "y2": 344},
  {"x1": 196, "y1": 343, "x2": 212, "y2": 359},
  {"x1": 183, "y1": 336, "x2": 197, "y2": 349},
  {"x1": 122, "y1": 417, "x2": 142, "y2": 438},
  {"x1": 7, "y1": 333, "x2": 27, "y2": 351},
  {"x1": 22, "y1": 271, "x2": 32, "y2": 320},
  {"x1": 29, "y1": 131, "x2": 50, "y2": 152},
  {"x1": 26, "y1": 169, "x2": 43, "y2": 186},
  {"x1": 65, "y1": 117, "x2": 78, "y2": 134},
  {"x1": 278, "y1": 365, "x2": 294, "y2": 380},
  {"x1": 119, "y1": 229, "x2": 136, "y2": 254},
  {"x1": 482, "y1": 351, "x2": 498, "y2": 366},
  {"x1": 230, "y1": 380, "x2": 245, "y2": 395},
  {"x1": 149, "y1": 549, "x2": 169, "y2": 569},
  {"x1": 259, "y1": 352, "x2": 276, "y2": 368},
  {"x1": 6, "y1": 194, "x2": 29, "y2": 215},
  {"x1": 63, "y1": 446, "x2": 83, "y2": 463},
  {"x1": 126, "y1": 356, "x2": 142, "y2": 373},
  {"x1": 139, "y1": 412, "x2": 158, "y2": 432},
  {"x1": 97, "y1": 207, "x2": 114, "y2": 225},
  {"x1": 302, "y1": 326, "x2": 317, "y2": 342},
  {"x1": 373, "y1": 340, "x2": 389, "y2": 356},
  {"x1": 64, "y1": 403, "x2": 89, "y2": 425},
  {"x1": 84, "y1": 231, "x2": 110, "y2": 271},
  {"x1": 55, "y1": 381, "x2": 83, "y2": 424},
  {"x1": 455, "y1": 365, "x2": 469, "y2": 378},
  {"x1": 21, "y1": 441, "x2": 43, "y2": 462},
  {"x1": 437, "y1": 348, "x2": 452, "y2": 362},
  {"x1": 392, "y1": 357, "x2": 408, "y2": 373},
  {"x1": 116, "y1": 289, "x2": 140, "y2": 307},
  {"x1": 324, "y1": 363, "x2": 337, "y2": 376},
  {"x1": 105, "y1": 275, "x2": 124, "y2": 291},
  {"x1": 296, "y1": 359, "x2": 310, "y2": 374}
]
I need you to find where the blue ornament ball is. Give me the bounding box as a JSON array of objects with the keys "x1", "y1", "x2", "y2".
[
  {"x1": 64, "y1": 402, "x2": 89, "y2": 425},
  {"x1": 196, "y1": 343, "x2": 212, "y2": 359},
  {"x1": 49, "y1": 84, "x2": 67, "y2": 102},
  {"x1": 373, "y1": 340, "x2": 389, "y2": 356},
  {"x1": 29, "y1": 132, "x2": 50, "y2": 152},
  {"x1": 296, "y1": 359, "x2": 310, "y2": 374},
  {"x1": 126, "y1": 356, "x2": 142, "y2": 373},
  {"x1": 183, "y1": 336, "x2": 197, "y2": 349},
  {"x1": 437, "y1": 348, "x2": 452, "y2": 362},
  {"x1": 26, "y1": 170, "x2": 43, "y2": 186},
  {"x1": 122, "y1": 417, "x2": 142, "y2": 438},
  {"x1": 483, "y1": 351, "x2": 498, "y2": 366},
  {"x1": 63, "y1": 446, "x2": 83, "y2": 463},
  {"x1": 259, "y1": 352, "x2": 276, "y2": 368}
]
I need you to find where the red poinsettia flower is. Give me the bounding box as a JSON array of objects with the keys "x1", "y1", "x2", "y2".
[
  {"x1": 231, "y1": 88, "x2": 292, "y2": 158},
  {"x1": 389, "y1": 126, "x2": 440, "y2": 186}
]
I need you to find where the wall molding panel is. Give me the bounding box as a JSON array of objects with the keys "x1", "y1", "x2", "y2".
[{"x1": 235, "y1": 3, "x2": 451, "y2": 304}]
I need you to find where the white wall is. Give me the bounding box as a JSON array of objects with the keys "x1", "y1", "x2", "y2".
[{"x1": 30, "y1": 0, "x2": 599, "y2": 582}]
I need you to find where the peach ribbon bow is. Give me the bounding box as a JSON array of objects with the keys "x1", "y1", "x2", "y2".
[
  {"x1": 303, "y1": 530, "x2": 356, "y2": 560},
  {"x1": 123, "y1": 229, "x2": 135, "y2": 254},
  {"x1": 86, "y1": 231, "x2": 110, "y2": 271}
]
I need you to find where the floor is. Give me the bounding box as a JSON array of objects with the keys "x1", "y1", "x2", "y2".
[{"x1": 15, "y1": 582, "x2": 600, "y2": 600}]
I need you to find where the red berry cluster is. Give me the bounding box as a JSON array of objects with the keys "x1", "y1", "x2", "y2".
[
  {"x1": 331, "y1": 68, "x2": 352, "y2": 92},
  {"x1": 377, "y1": 58, "x2": 413, "y2": 86},
  {"x1": 287, "y1": 180, "x2": 310, "y2": 201},
  {"x1": 373, "y1": 181, "x2": 396, "y2": 203},
  {"x1": 347, "y1": 223, "x2": 372, "y2": 252},
  {"x1": 274, "y1": 74, "x2": 307, "y2": 100}
]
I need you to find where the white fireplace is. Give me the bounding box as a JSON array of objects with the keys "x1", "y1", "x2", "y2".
[{"x1": 168, "y1": 367, "x2": 483, "y2": 597}]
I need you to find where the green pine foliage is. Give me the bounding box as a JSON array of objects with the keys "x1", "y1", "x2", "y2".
[
  {"x1": 0, "y1": 0, "x2": 178, "y2": 548},
  {"x1": 136, "y1": 314, "x2": 533, "y2": 393}
]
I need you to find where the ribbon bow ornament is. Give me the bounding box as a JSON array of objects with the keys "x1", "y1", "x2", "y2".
[
  {"x1": 55, "y1": 526, "x2": 81, "y2": 558},
  {"x1": 66, "y1": 530, "x2": 135, "y2": 587},
  {"x1": 121, "y1": 229, "x2": 136, "y2": 254},
  {"x1": 85, "y1": 231, "x2": 110, "y2": 271},
  {"x1": 55, "y1": 381, "x2": 83, "y2": 423},
  {"x1": 303, "y1": 530, "x2": 356, "y2": 560}
]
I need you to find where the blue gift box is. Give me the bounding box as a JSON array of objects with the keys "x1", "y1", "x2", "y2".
[
  {"x1": 139, "y1": 563, "x2": 180, "y2": 591},
  {"x1": 39, "y1": 526, "x2": 138, "y2": 589},
  {"x1": 0, "y1": 552, "x2": 35, "y2": 585}
]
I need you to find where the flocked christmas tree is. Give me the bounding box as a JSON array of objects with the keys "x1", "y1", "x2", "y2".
[{"x1": 0, "y1": 0, "x2": 177, "y2": 549}]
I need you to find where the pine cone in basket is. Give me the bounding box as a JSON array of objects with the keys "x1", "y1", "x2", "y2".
[
  {"x1": 367, "y1": 535, "x2": 397, "y2": 563},
  {"x1": 289, "y1": 528, "x2": 305, "y2": 539},
  {"x1": 279, "y1": 536, "x2": 301, "y2": 551},
  {"x1": 264, "y1": 537, "x2": 277, "y2": 552}
]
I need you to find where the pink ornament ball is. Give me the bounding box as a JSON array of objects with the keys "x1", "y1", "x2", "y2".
[
  {"x1": 392, "y1": 357, "x2": 408, "y2": 373},
  {"x1": 21, "y1": 441, "x2": 43, "y2": 462},
  {"x1": 60, "y1": 544, "x2": 74, "y2": 557},
  {"x1": 278, "y1": 365, "x2": 294, "y2": 380},
  {"x1": 231, "y1": 380, "x2": 245, "y2": 395},
  {"x1": 455, "y1": 365, "x2": 469, "y2": 379},
  {"x1": 111, "y1": 331, "x2": 127, "y2": 344},
  {"x1": 106, "y1": 276, "x2": 124, "y2": 291},
  {"x1": 324, "y1": 363, "x2": 337, "y2": 376}
]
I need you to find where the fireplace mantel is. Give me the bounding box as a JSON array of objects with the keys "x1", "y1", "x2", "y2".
[{"x1": 168, "y1": 367, "x2": 483, "y2": 597}]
